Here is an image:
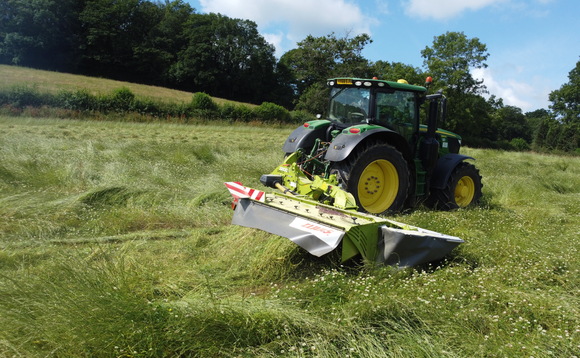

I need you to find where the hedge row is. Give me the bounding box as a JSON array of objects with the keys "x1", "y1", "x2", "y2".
[{"x1": 0, "y1": 85, "x2": 315, "y2": 124}]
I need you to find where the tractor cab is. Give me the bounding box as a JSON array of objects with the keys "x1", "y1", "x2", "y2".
[{"x1": 326, "y1": 78, "x2": 426, "y2": 144}]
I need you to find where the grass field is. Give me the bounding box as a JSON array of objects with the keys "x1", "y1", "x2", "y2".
[{"x1": 0, "y1": 116, "x2": 578, "y2": 357}]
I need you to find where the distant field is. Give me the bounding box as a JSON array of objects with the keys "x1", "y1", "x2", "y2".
[
  {"x1": 0, "y1": 64, "x2": 246, "y2": 106},
  {"x1": 0, "y1": 116, "x2": 578, "y2": 357}
]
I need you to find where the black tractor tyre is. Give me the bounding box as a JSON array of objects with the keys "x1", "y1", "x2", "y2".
[
  {"x1": 331, "y1": 144, "x2": 410, "y2": 215},
  {"x1": 429, "y1": 162, "x2": 483, "y2": 210}
]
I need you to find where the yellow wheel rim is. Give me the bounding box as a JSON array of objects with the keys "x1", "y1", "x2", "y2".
[
  {"x1": 455, "y1": 175, "x2": 475, "y2": 207},
  {"x1": 357, "y1": 159, "x2": 399, "y2": 213}
]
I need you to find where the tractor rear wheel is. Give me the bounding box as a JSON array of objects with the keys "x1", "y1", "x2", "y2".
[
  {"x1": 333, "y1": 144, "x2": 410, "y2": 215},
  {"x1": 430, "y1": 162, "x2": 482, "y2": 210}
]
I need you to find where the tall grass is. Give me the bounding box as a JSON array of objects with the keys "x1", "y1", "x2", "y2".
[{"x1": 0, "y1": 116, "x2": 578, "y2": 357}]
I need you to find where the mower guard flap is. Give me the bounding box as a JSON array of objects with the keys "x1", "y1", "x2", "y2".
[
  {"x1": 378, "y1": 226, "x2": 464, "y2": 267},
  {"x1": 232, "y1": 198, "x2": 344, "y2": 257},
  {"x1": 230, "y1": 190, "x2": 464, "y2": 267}
]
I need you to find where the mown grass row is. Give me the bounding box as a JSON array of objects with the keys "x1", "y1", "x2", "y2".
[{"x1": 0, "y1": 117, "x2": 578, "y2": 357}]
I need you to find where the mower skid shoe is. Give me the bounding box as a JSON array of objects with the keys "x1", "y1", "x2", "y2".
[
  {"x1": 378, "y1": 226, "x2": 464, "y2": 267},
  {"x1": 232, "y1": 198, "x2": 345, "y2": 257}
]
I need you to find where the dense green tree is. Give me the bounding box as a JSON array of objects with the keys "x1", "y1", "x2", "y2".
[
  {"x1": 78, "y1": 0, "x2": 157, "y2": 79},
  {"x1": 549, "y1": 59, "x2": 580, "y2": 124},
  {"x1": 268, "y1": 60, "x2": 296, "y2": 109},
  {"x1": 533, "y1": 117, "x2": 551, "y2": 149},
  {"x1": 0, "y1": 0, "x2": 84, "y2": 71},
  {"x1": 528, "y1": 60, "x2": 580, "y2": 152},
  {"x1": 131, "y1": 0, "x2": 194, "y2": 85},
  {"x1": 421, "y1": 31, "x2": 489, "y2": 95},
  {"x1": 557, "y1": 122, "x2": 579, "y2": 151},
  {"x1": 492, "y1": 105, "x2": 532, "y2": 142},
  {"x1": 293, "y1": 82, "x2": 329, "y2": 114},
  {"x1": 421, "y1": 32, "x2": 490, "y2": 143},
  {"x1": 171, "y1": 13, "x2": 278, "y2": 103},
  {"x1": 280, "y1": 33, "x2": 372, "y2": 105},
  {"x1": 1, "y1": 0, "x2": 287, "y2": 104},
  {"x1": 545, "y1": 122, "x2": 563, "y2": 149},
  {"x1": 525, "y1": 108, "x2": 551, "y2": 142},
  {"x1": 533, "y1": 116, "x2": 579, "y2": 152},
  {"x1": 371, "y1": 61, "x2": 425, "y2": 86},
  {"x1": 280, "y1": 33, "x2": 370, "y2": 94},
  {"x1": 456, "y1": 94, "x2": 495, "y2": 146}
]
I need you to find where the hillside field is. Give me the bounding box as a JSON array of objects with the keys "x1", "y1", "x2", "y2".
[
  {"x1": 0, "y1": 65, "x2": 247, "y2": 106},
  {"x1": 0, "y1": 116, "x2": 578, "y2": 357}
]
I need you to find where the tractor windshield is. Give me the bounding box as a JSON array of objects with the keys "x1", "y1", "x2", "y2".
[{"x1": 328, "y1": 87, "x2": 370, "y2": 124}]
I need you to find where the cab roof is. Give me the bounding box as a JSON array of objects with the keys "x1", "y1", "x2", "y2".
[{"x1": 328, "y1": 77, "x2": 427, "y2": 93}]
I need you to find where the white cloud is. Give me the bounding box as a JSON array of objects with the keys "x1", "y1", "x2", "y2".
[
  {"x1": 198, "y1": 0, "x2": 377, "y2": 55},
  {"x1": 472, "y1": 67, "x2": 551, "y2": 111},
  {"x1": 262, "y1": 32, "x2": 284, "y2": 52},
  {"x1": 403, "y1": 0, "x2": 507, "y2": 20}
]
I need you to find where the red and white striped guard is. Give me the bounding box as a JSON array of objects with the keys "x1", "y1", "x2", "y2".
[{"x1": 224, "y1": 182, "x2": 265, "y2": 205}]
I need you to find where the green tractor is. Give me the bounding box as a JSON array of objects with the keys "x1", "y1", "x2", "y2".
[
  {"x1": 225, "y1": 77, "x2": 482, "y2": 266},
  {"x1": 280, "y1": 77, "x2": 483, "y2": 214}
]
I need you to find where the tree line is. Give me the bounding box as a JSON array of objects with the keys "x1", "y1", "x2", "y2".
[
  {"x1": 0, "y1": 0, "x2": 287, "y2": 105},
  {"x1": 1, "y1": 0, "x2": 578, "y2": 152}
]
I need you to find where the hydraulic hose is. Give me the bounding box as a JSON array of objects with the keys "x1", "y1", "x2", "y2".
[{"x1": 274, "y1": 182, "x2": 298, "y2": 196}]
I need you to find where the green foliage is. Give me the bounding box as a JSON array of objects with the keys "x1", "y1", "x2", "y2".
[
  {"x1": 492, "y1": 105, "x2": 532, "y2": 142},
  {"x1": 56, "y1": 88, "x2": 97, "y2": 111},
  {"x1": 280, "y1": 33, "x2": 372, "y2": 101},
  {"x1": 190, "y1": 92, "x2": 218, "y2": 112},
  {"x1": 0, "y1": 0, "x2": 82, "y2": 71},
  {"x1": 219, "y1": 102, "x2": 255, "y2": 122},
  {"x1": 0, "y1": 85, "x2": 271, "y2": 122},
  {"x1": 294, "y1": 82, "x2": 329, "y2": 115},
  {"x1": 104, "y1": 87, "x2": 137, "y2": 111},
  {"x1": 533, "y1": 117, "x2": 580, "y2": 152},
  {"x1": 254, "y1": 102, "x2": 292, "y2": 122},
  {"x1": 421, "y1": 32, "x2": 491, "y2": 145},
  {"x1": 533, "y1": 60, "x2": 580, "y2": 152},
  {"x1": 372, "y1": 61, "x2": 425, "y2": 86},
  {"x1": 509, "y1": 137, "x2": 530, "y2": 151},
  {"x1": 290, "y1": 110, "x2": 317, "y2": 124},
  {"x1": 168, "y1": 12, "x2": 279, "y2": 103},
  {"x1": 421, "y1": 31, "x2": 489, "y2": 96},
  {"x1": 0, "y1": 0, "x2": 286, "y2": 104},
  {"x1": 549, "y1": 59, "x2": 580, "y2": 124},
  {"x1": 445, "y1": 93, "x2": 494, "y2": 147},
  {"x1": 0, "y1": 84, "x2": 50, "y2": 107}
]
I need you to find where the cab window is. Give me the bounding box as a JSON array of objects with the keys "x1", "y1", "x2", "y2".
[
  {"x1": 328, "y1": 87, "x2": 370, "y2": 124},
  {"x1": 374, "y1": 90, "x2": 417, "y2": 138}
]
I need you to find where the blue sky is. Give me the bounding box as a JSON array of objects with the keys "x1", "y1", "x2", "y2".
[{"x1": 184, "y1": 0, "x2": 579, "y2": 112}]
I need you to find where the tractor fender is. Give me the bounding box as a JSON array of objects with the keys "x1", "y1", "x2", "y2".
[
  {"x1": 324, "y1": 127, "x2": 402, "y2": 162},
  {"x1": 430, "y1": 154, "x2": 474, "y2": 189},
  {"x1": 282, "y1": 123, "x2": 331, "y2": 154}
]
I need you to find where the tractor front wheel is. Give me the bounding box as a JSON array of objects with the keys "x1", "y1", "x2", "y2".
[
  {"x1": 334, "y1": 144, "x2": 410, "y2": 215},
  {"x1": 430, "y1": 162, "x2": 482, "y2": 210}
]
